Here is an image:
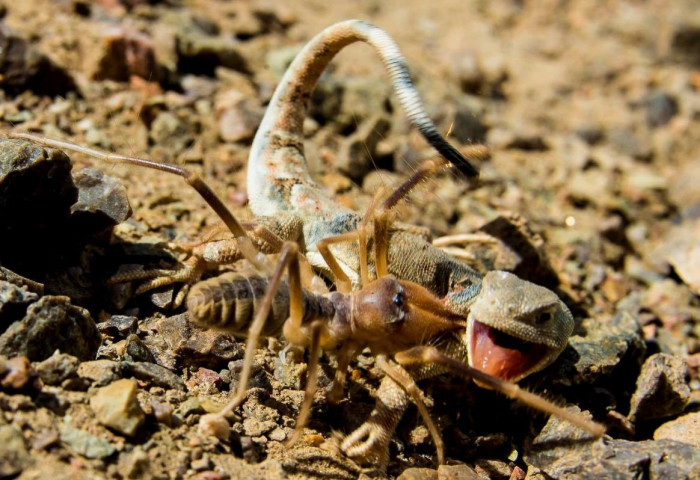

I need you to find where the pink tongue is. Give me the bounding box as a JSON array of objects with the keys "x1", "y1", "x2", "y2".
[{"x1": 471, "y1": 321, "x2": 544, "y2": 380}]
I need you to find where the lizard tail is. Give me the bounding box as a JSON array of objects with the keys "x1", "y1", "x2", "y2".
[
  {"x1": 248, "y1": 19, "x2": 478, "y2": 216},
  {"x1": 360, "y1": 21, "x2": 480, "y2": 178}
]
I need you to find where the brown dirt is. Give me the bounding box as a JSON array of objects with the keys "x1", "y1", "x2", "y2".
[{"x1": 1, "y1": 0, "x2": 699, "y2": 479}]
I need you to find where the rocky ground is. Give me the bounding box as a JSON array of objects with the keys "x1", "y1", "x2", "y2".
[{"x1": 1, "y1": 0, "x2": 700, "y2": 479}]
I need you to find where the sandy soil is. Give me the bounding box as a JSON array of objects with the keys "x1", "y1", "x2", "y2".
[{"x1": 1, "y1": 0, "x2": 699, "y2": 479}]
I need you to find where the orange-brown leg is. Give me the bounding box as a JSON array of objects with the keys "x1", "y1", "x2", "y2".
[
  {"x1": 199, "y1": 241, "x2": 304, "y2": 438},
  {"x1": 360, "y1": 152, "x2": 486, "y2": 280},
  {"x1": 394, "y1": 346, "x2": 606, "y2": 437},
  {"x1": 327, "y1": 341, "x2": 360, "y2": 404},
  {"x1": 286, "y1": 319, "x2": 323, "y2": 447},
  {"x1": 316, "y1": 231, "x2": 362, "y2": 293},
  {"x1": 374, "y1": 354, "x2": 445, "y2": 465}
]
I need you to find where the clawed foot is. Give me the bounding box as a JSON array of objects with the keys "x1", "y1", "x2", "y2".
[
  {"x1": 198, "y1": 413, "x2": 231, "y2": 441},
  {"x1": 340, "y1": 421, "x2": 391, "y2": 467},
  {"x1": 107, "y1": 254, "x2": 206, "y2": 307}
]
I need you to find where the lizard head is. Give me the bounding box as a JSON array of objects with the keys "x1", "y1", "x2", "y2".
[{"x1": 465, "y1": 271, "x2": 574, "y2": 382}]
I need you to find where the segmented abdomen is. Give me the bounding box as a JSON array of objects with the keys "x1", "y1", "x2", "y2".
[{"x1": 187, "y1": 271, "x2": 334, "y2": 338}]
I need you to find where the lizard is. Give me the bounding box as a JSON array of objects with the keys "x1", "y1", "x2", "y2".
[
  {"x1": 7, "y1": 20, "x2": 585, "y2": 467},
  {"x1": 243, "y1": 19, "x2": 578, "y2": 464}
]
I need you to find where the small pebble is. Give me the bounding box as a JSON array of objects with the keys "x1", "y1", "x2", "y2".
[
  {"x1": 35, "y1": 351, "x2": 79, "y2": 386},
  {"x1": 97, "y1": 315, "x2": 138, "y2": 338},
  {"x1": 645, "y1": 91, "x2": 678, "y2": 128},
  {"x1": 90, "y1": 378, "x2": 145, "y2": 436},
  {"x1": 78, "y1": 359, "x2": 121, "y2": 386},
  {"x1": 0, "y1": 355, "x2": 38, "y2": 390},
  {"x1": 59, "y1": 422, "x2": 117, "y2": 459},
  {"x1": 121, "y1": 361, "x2": 186, "y2": 391},
  {"x1": 124, "y1": 334, "x2": 156, "y2": 363},
  {"x1": 186, "y1": 367, "x2": 222, "y2": 395},
  {"x1": 151, "y1": 399, "x2": 174, "y2": 425},
  {"x1": 267, "y1": 427, "x2": 286, "y2": 442}
]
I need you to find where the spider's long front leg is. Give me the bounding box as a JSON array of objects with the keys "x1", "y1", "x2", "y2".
[
  {"x1": 394, "y1": 345, "x2": 606, "y2": 437},
  {"x1": 9, "y1": 132, "x2": 266, "y2": 272}
]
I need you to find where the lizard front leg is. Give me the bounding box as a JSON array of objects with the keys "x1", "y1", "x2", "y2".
[
  {"x1": 341, "y1": 373, "x2": 409, "y2": 467},
  {"x1": 341, "y1": 337, "x2": 464, "y2": 467},
  {"x1": 106, "y1": 212, "x2": 307, "y2": 304}
]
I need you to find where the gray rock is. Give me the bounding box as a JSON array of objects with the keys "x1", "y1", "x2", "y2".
[
  {"x1": 59, "y1": 421, "x2": 117, "y2": 459},
  {"x1": 477, "y1": 214, "x2": 559, "y2": 286},
  {"x1": 230, "y1": 358, "x2": 271, "y2": 391},
  {"x1": 628, "y1": 353, "x2": 690, "y2": 423},
  {"x1": 121, "y1": 360, "x2": 186, "y2": 391},
  {"x1": 176, "y1": 397, "x2": 205, "y2": 417},
  {"x1": 575, "y1": 126, "x2": 604, "y2": 145},
  {"x1": 117, "y1": 447, "x2": 150, "y2": 479},
  {"x1": 35, "y1": 351, "x2": 80, "y2": 386},
  {"x1": 565, "y1": 167, "x2": 613, "y2": 208},
  {"x1": 0, "y1": 424, "x2": 32, "y2": 477},
  {"x1": 0, "y1": 24, "x2": 77, "y2": 96},
  {"x1": 548, "y1": 313, "x2": 646, "y2": 387},
  {"x1": 658, "y1": 218, "x2": 700, "y2": 296},
  {"x1": 266, "y1": 45, "x2": 301, "y2": 78},
  {"x1": 336, "y1": 115, "x2": 391, "y2": 182},
  {"x1": 654, "y1": 412, "x2": 700, "y2": 447},
  {"x1": 124, "y1": 334, "x2": 156, "y2": 363},
  {"x1": 90, "y1": 27, "x2": 159, "y2": 82},
  {"x1": 242, "y1": 417, "x2": 277, "y2": 437},
  {"x1": 181, "y1": 74, "x2": 219, "y2": 100},
  {"x1": 645, "y1": 91, "x2": 679, "y2": 128},
  {"x1": 176, "y1": 31, "x2": 249, "y2": 76},
  {"x1": 144, "y1": 313, "x2": 243, "y2": 370},
  {"x1": 96, "y1": 315, "x2": 138, "y2": 338},
  {"x1": 452, "y1": 102, "x2": 487, "y2": 144},
  {"x1": 149, "y1": 288, "x2": 176, "y2": 309},
  {"x1": 70, "y1": 167, "x2": 132, "y2": 242},
  {"x1": 608, "y1": 128, "x2": 652, "y2": 160},
  {"x1": 89, "y1": 378, "x2": 145, "y2": 436},
  {"x1": 78, "y1": 359, "x2": 121, "y2": 387},
  {"x1": 667, "y1": 161, "x2": 700, "y2": 216},
  {"x1": 0, "y1": 280, "x2": 39, "y2": 329},
  {"x1": 267, "y1": 427, "x2": 286, "y2": 442},
  {"x1": 0, "y1": 295, "x2": 101, "y2": 361},
  {"x1": 149, "y1": 110, "x2": 198, "y2": 154},
  {"x1": 0, "y1": 139, "x2": 77, "y2": 272},
  {"x1": 526, "y1": 412, "x2": 700, "y2": 479}
]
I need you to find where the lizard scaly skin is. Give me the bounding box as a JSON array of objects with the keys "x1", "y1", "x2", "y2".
[{"x1": 247, "y1": 20, "x2": 575, "y2": 464}]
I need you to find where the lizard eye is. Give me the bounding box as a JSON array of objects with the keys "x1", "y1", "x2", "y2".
[
  {"x1": 536, "y1": 311, "x2": 553, "y2": 324},
  {"x1": 393, "y1": 289, "x2": 404, "y2": 308}
]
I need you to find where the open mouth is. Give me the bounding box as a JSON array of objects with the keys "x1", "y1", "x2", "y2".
[{"x1": 470, "y1": 320, "x2": 548, "y2": 380}]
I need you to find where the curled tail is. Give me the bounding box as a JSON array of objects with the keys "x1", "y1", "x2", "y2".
[{"x1": 248, "y1": 19, "x2": 479, "y2": 217}]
